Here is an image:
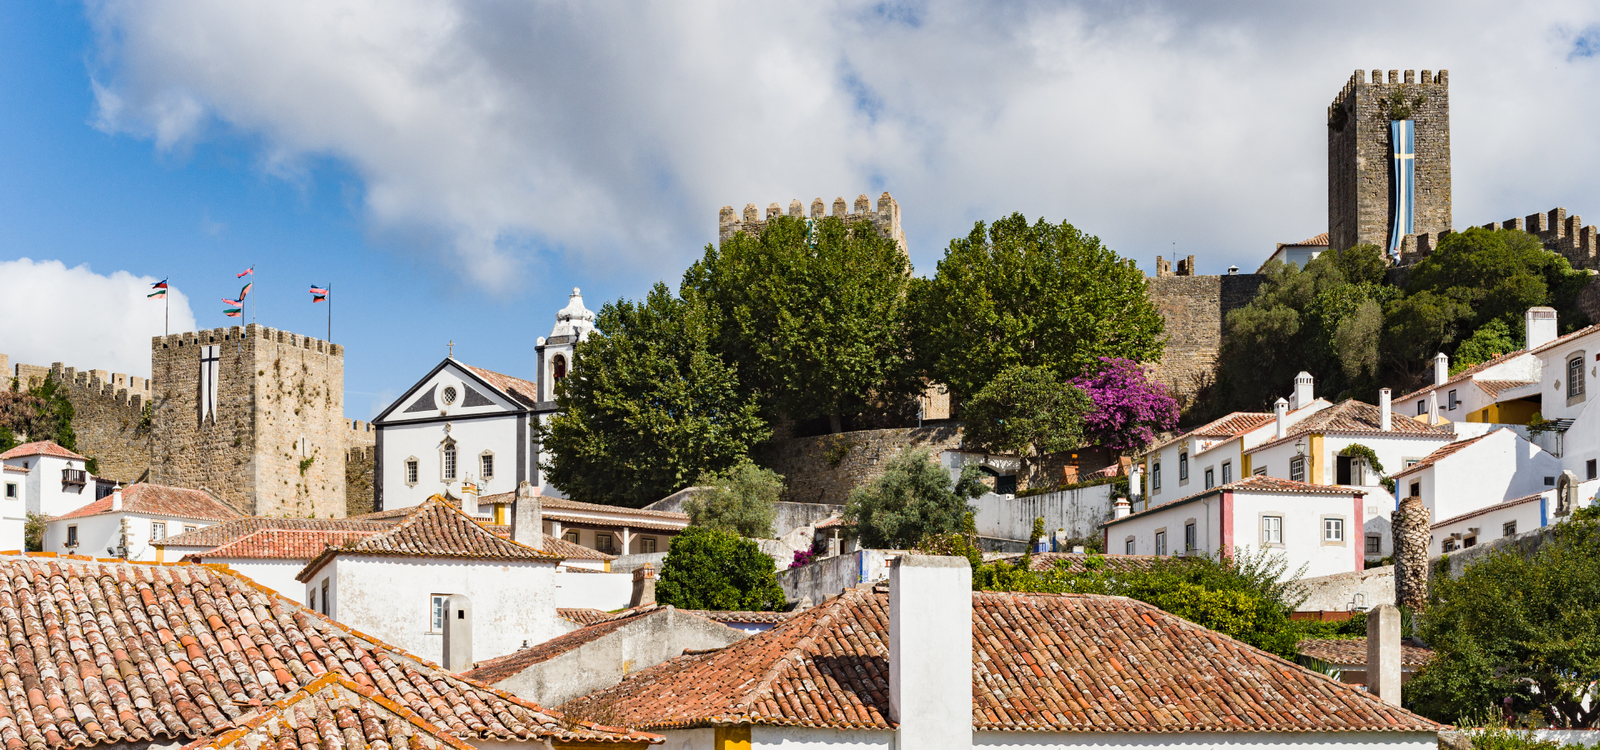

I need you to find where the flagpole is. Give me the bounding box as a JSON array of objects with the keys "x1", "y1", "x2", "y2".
[
  {"x1": 165, "y1": 278, "x2": 169, "y2": 336},
  {"x1": 327, "y1": 284, "x2": 333, "y2": 341}
]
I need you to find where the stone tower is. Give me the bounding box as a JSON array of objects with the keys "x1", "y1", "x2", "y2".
[
  {"x1": 1328, "y1": 69, "x2": 1451, "y2": 255},
  {"x1": 719, "y1": 192, "x2": 906, "y2": 255},
  {"x1": 149, "y1": 324, "x2": 347, "y2": 517}
]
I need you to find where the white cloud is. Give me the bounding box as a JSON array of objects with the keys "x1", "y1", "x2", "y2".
[
  {"x1": 83, "y1": 0, "x2": 1600, "y2": 287},
  {"x1": 0, "y1": 259, "x2": 197, "y2": 379}
]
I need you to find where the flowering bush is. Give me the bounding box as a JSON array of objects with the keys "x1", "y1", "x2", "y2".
[
  {"x1": 789, "y1": 548, "x2": 818, "y2": 569},
  {"x1": 1070, "y1": 357, "x2": 1179, "y2": 451}
]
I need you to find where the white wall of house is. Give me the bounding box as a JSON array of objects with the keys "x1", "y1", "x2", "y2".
[
  {"x1": 1430, "y1": 496, "x2": 1545, "y2": 555},
  {"x1": 1393, "y1": 430, "x2": 1560, "y2": 524},
  {"x1": 1532, "y1": 330, "x2": 1600, "y2": 422},
  {"x1": 1557, "y1": 396, "x2": 1600, "y2": 481},
  {"x1": 553, "y1": 570, "x2": 633, "y2": 610},
  {"x1": 44, "y1": 514, "x2": 213, "y2": 561},
  {"x1": 205, "y1": 558, "x2": 308, "y2": 599},
  {"x1": 0, "y1": 467, "x2": 23, "y2": 551},
  {"x1": 1395, "y1": 351, "x2": 1540, "y2": 422},
  {"x1": 660, "y1": 726, "x2": 1436, "y2": 749},
  {"x1": 541, "y1": 520, "x2": 677, "y2": 556},
  {"x1": 1107, "y1": 497, "x2": 1221, "y2": 559},
  {"x1": 379, "y1": 415, "x2": 526, "y2": 511},
  {"x1": 1, "y1": 452, "x2": 97, "y2": 518},
  {"x1": 313, "y1": 554, "x2": 569, "y2": 664},
  {"x1": 1137, "y1": 400, "x2": 1330, "y2": 509},
  {"x1": 1248, "y1": 434, "x2": 1450, "y2": 492},
  {"x1": 1106, "y1": 490, "x2": 1362, "y2": 580}
]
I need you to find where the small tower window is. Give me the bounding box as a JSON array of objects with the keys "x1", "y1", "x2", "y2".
[
  {"x1": 442, "y1": 386, "x2": 458, "y2": 406},
  {"x1": 553, "y1": 354, "x2": 568, "y2": 382}
]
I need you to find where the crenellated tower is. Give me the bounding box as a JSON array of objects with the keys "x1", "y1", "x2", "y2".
[
  {"x1": 719, "y1": 192, "x2": 905, "y2": 254},
  {"x1": 1328, "y1": 69, "x2": 1451, "y2": 257}
]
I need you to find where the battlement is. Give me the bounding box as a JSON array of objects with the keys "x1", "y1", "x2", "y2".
[
  {"x1": 1481, "y1": 208, "x2": 1600, "y2": 271},
  {"x1": 1152, "y1": 255, "x2": 1198, "y2": 278},
  {"x1": 1329, "y1": 68, "x2": 1448, "y2": 119},
  {"x1": 2, "y1": 354, "x2": 153, "y2": 408},
  {"x1": 152, "y1": 323, "x2": 343, "y2": 357},
  {"x1": 718, "y1": 191, "x2": 906, "y2": 254}
]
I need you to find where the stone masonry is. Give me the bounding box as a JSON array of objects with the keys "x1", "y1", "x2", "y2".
[
  {"x1": 150, "y1": 324, "x2": 348, "y2": 518},
  {"x1": 1392, "y1": 495, "x2": 1430, "y2": 611},
  {"x1": 1328, "y1": 69, "x2": 1451, "y2": 254},
  {"x1": 719, "y1": 192, "x2": 906, "y2": 255},
  {"x1": 1146, "y1": 273, "x2": 1267, "y2": 408},
  {"x1": 3, "y1": 354, "x2": 152, "y2": 483},
  {"x1": 758, "y1": 425, "x2": 963, "y2": 505}
]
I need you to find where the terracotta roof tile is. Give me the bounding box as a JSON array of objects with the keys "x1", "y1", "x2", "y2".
[
  {"x1": 298, "y1": 496, "x2": 562, "y2": 582},
  {"x1": 184, "y1": 529, "x2": 377, "y2": 561},
  {"x1": 1299, "y1": 638, "x2": 1434, "y2": 668},
  {"x1": 538, "y1": 533, "x2": 617, "y2": 561},
  {"x1": 160, "y1": 517, "x2": 399, "y2": 548},
  {"x1": 1251, "y1": 399, "x2": 1452, "y2": 453},
  {"x1": 1394, "y1": 348, "x2": 1535, "y2": 403},
  {"x1": 538, "y1": 496, "x2": 691, "y2": 521},
  {"x1": 179, "y1": 672, "x2": 475, "y2": 750},
  {"x1": 0, "y1": 440, "x2": 87, "y2": 461},
  {"x1": 543, "y1": 513, "x2": 686, "y2": 533},
  {"x1": 464, "y1": 608, "x2": 673, "y2": 684},
  {"x1": 1475, "y1": 379, "x2": 1538, "y2": 398},
  {"x1": 1430, "y1": 492, "x2": 1544, "y2": 530},
  {"x1": 559, "y1": 608, "x2": 613, "y2": 626},
  {"x1": 560, "y1": 587, "x2": 1442, "y2": 733},
  {"x1": 53, "y1": 483, "x2": 244, "y2": 522},
  {"x1": 463, "y1": 364, "x2": 540, "y2": 408},
  {"x1": 1146, "y1": 411, "x2": 1275, "y2": 455},
  {"x1": 0, "y1": 555, "x2": 658, "y2": 748},
  {"x1": 682, "y1": 609, "x2": 796, "y2": 625}
]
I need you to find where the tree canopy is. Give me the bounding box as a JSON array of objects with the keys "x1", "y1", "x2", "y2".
[
  {"x1": 683, "y1": 461, "x2": 783, "y2": 538},
  {"x1": 912, "y1": 213, "x2": 1164, "y2": 406},
  {"x1": 1070, "y1": 357, "x2": 1179, "y2": 452},
  {"x1": 959, "y1": 365, "x2": 1090, "y2": 486},
  {"x1": 0, "y1": 377, "x2": 87, "y2": 467},
  {"x1": 655, "y1": 526, "x2": 787, "y2": 611},
  {"x1": 539, "y1": 283, "x2": 768, "y2": 507},
  {"x1": 844, "y1": 448, "x2": 987, "y2": 549}
]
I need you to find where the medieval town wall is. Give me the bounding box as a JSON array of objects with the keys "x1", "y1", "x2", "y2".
[
  {"x1": 758, "y1": 425, "x2": 964, "y2": 505},
  {"x1": 1146, "y1": 272, "x2": 1267, "y2": 407},
  {"x1": 719, "y1": 192, "x2": 906, "y2": 255},
  {"x1": 3, "y1": 355, "x2": 152, "y2": 483}
]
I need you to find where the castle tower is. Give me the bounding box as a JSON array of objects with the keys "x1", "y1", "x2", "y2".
[
  {"x1": 718, "y1": 192, "x2": 906, "y2": 254},
  {"x1": 1328, "y1": 69, "x2": 1451, "y2": 255},
  {"x1": 149, "y1": 324, "x2": 347, "y2": 517}
]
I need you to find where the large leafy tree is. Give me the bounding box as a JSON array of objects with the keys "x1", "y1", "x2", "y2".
[
  {"x1": 1406, "y1": 227, "x2": 1589, "y2": 334},
  {"x1": 844, "y1": 448, "x2": 987, "y2": 549},
  {"x1": 911, "y1": 213, "x2": 1163, "y2": 406},
  {"x1": 656, "y1": 526, "x2": 787, "y2": 611},
  {"x1": 684, "y1": 461, "x2": 783, "y2": 538},
  {"x1": 540, "y1": 283, "x2": 768, "y2": 508},
  {"x1": 0, "y1": 377, "x2": 84, "y2": 457},
  {"x1": 959, "y1": 365, "x2": 1090, "y2": 486},
  {"x1": 685, "y1": 214, "x2": 918, "y2": 433}
]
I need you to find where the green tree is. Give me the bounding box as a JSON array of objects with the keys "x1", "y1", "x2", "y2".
[
  {"x1": 686, "y1": 214, "x2": 917, "y2": 433},
  {"x1": 0, "y1": 377, "x2": 95, "y2": 471},
  {"x1": 655, "y1": 526, "x2": 787, "y2": 611},
  {"x1": 844, "y1": 448, "x2": 988, "y2": 549},
  {"x1": 959, "y1": 365, "x2": 1090, "y2": 486},
  {"x1": 912, "y1": 213, "x2": 1163, "y2": 407},
  {"x1": 1407, "y1": 227, "x2": 1589, "y2": 335},
  {"x1": 540, "y1": 283, "x2": 769, "y2": 508},
  {"x1": 684, "y1": 461, "x2": 783, "y2": 538},
  {"x1": 1453, "y1": 319, "x2": 1519, "y2": 373},
  {"x1": 1405, "y1": 519, "x2": 1600, "y2": 726}
]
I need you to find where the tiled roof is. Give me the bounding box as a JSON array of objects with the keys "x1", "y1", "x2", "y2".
[
  {"x1": 1431, "y1": 492, "x2": 1544, "y2": 530},
  {"x1": 349, "y1": 502, "x2": 613, "y2": 560},
  {"x1": 1475, "y1": 379, "x2": 1538, "y2": 398},
  {"x1": 539, "y1": 533, "x2": 617, "y2": 560},
  {"x1": 1106, "y1": 476, "x2": 1363, "y2": 527},
  {"x1": 1528, "y1": 322, "x2": 1600, "y2": 357},
  {"x1": 544, "y1": 513, "x2": 686, "y2": 533},
  {"x1": 184, "y1": 529, "x2": 377, "y2": 561},
  {"x1": 297, "y1": 496, "x2": 562, "y2": 582},
  {"x1": 178, "y1": 672, "x2": 474, "y2": 750},
  {"x1": 159, "y1": 517, "x2": 398, "y2": 549},
  {"x1": 1250, "y1": 399, "x2": 1452, "y2": 453},
  {"x1": 683, "y1": 609, "x2": 797, "y2": 625},
  {"x1": 0, "y1": 555, "x2": 658, "y2": 748},
  {"x1": 1299, "y1": 638, "x2": 1434, "y2": 668},
  {"x1": 559, "y1": 608, "x2": 614, "y2": 626},
  {"x1": 560, "y1": 587, "x2": 1441, "y2": 734},
  {"x1": 464, "y1": 364, "x2": 540, "y2": 408},
  {"x1": 464, "y1": 608, "x2": 670, "y2": 685},
  {"x1": 0, "y1": 440, "x2": 87, "y2": 461},
  {"x1": 53, "y1": 483, "x2": 244, "y2": 522},
  {"x1": 1394, "y1": 348, "x2": 1532, "y2": 404},
  {"x1": 1145, "y1": 411, "x2": 1274, "y2": 455},
  {"x1": 540, "y1": 496, "x2": 692, "y2": 521},
  {"x1": 1282, "y1": 232, "x2": 1330, "y2": 246},
  {"x1": 813, "y1": 515, "x2": 849, "y2": 529},
  {"x1": 1391, "y1": 432, "x2": 1497, "y2": 479}
]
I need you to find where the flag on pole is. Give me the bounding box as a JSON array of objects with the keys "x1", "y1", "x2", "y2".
[
  {"x1": 148, "y1": 278, "x2": 168, "y2": 298},
  {"x1": 238, "y1": 281, "x2": 253, "y2": 300},
  {"x1": 236, "y1": 266, "x2": 254, "y2": 278},
  {"x1": 310, "y1": 285, "x2": 328, "y2": 303},
  {"x1": 223, "y1": 308, "x2": 243, "y2": 318},
  {"x1": 222, "y1": 297, "x2": 241, "y2": 306}
]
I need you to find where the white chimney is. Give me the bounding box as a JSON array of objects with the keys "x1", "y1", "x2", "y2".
[
  {"x1": 1113, "y1": 497, "x2": 1131, "y2": 519},
  {"x1": 1290, "y1": 372, "x2": 1314, "y2": 410},
  {"x1": 1526, "y1": 307, "x2": 1558, "y2": 350},
  {"x1": 1128, "y1": 469, "x2": 1143, "y2": 500},
  {"x1": 442, "y1": 594, "x2": 473, "y2": 672},
  {"x1": 1274, "y1": 398, "x2": 1289, "y2": 439},
  {"x1": 110, "y1": 486, "x2": 122, "y2": 512},
  {"x1": 1379, "y1": 388, "x2": 1392, "y2": 431},
  {"x1": 460, "y1": 483, "x2": 478, "y2": 518},
  {"x1": 1366, "y1": 603, "x2": 1402, "y2": 705},
  {"x1": 890, "y1": 555, "x2": 972, "y2": 750},
  {"x1": 512, "y1": 481, "x2": 542, "y2": 550},
  {"x1": 1433, "y1": 353, "x2": 1449, "y2": 386}
]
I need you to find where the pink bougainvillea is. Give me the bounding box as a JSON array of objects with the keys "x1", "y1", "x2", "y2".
[
  {"x1": 789, "y1": 548, "x2": 818, "y2": 569},
  {"x1": 1070, "y1": 357, "x2": 1179, "y2": 451}
]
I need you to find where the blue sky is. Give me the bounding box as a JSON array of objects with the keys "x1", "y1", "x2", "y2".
[{"x1": 4, "y1": 1, "x2": 1600, "y2": 420}]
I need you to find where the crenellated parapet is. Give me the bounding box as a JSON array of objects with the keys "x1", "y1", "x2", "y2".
[
  {"x1": 153, "y1": 323, "x2": 343, "y2": 357},
  {"x1": 1481, "y1": 208, "x2": 1600, "y2": 270},
  {"x1": 718, "y1": 191, "x2": 906, "y2": 254}
]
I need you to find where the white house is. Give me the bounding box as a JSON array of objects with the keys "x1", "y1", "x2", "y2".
[
  {"x1": 1, "y1": 440, "x2": 102, "y2": 520},
  {"x1": 1428, "y1": 477, "x2": 1600, "y2": 555},
  {"x1": 1101, "y1": 475, "x2": 1367, "y2": 580},
  {"x1": 1515, "y1": 321, "x2": 1600, "y2": 478},
  {"x1": 1389, "y1": 428, "x2": 1561, "y2": 526},
  {"x1": 181, "y1": 528, "x2": 379, "y2": 597},
  {"x1": 560, "y1": 555, "x2": 1441, "y2": 750},
  {"x1": 44, "y1": 483, "x2": 242, "y2": 561},
  {"x1": 296, "y1": 495, "x2": 575, "y2": 665},
  {"x1": 1257, "y1": 231, "x2": 1329, "y2": 273},
  {"x1": 1391, "y1": 307, "x2": 1556, "y2": 427},
  {"x1": 534, "y1": 495, "x2": 689, "y2": 556}
]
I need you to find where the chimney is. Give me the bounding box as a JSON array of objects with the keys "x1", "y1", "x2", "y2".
[
  {"x1": 1526, "y1": 306, "x2": 1558, "y2": 350},
  {"x1": 110, "y1": 486, "x2": 123, "y2": 512},
  {"x1": 629, "y1": 563, "x2": 657, "y2": 608},
  {"x1": 442, "y1": 594, "x2": 473, "y2": 671},
  {"x1": 1113, "y1": 497, "x2": 1131, "y2": 519},
  {"x1": 460, "y1": 483, "x2": 478, "y2": 518},
  {"x1": 1379, "y1": 388, "x2": 1392, "y2": 431},
  {"x1": 1128, "y1": 468, "x2": 1143, "y2": 500},
  {"x1": 1290, "y1": 372, "x2": 1314, "y2": 410},
  {"x1": 1366, "y1": 603, "x2": 1403, "y2": 705},
  {"x1": 890, "y1": 555, "x2": 973, "y2": 750},
  {"x1": 1433, "y1": 353, "x2": 1449, "y2": 387},
  {"x1": 512, "y1": 481, "x2": 542, "y2": 550},
  {"x1": 1274, "y1": 398, "x2": 1289, "y2": 439}
]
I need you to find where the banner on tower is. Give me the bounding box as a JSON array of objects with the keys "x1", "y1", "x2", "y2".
[
  {"x1": 1389, "y1": 119, "x2": 1415, "y2": 256},
  {"x1": 199, "y1": 345, "x2": 221, "y2": 425}
]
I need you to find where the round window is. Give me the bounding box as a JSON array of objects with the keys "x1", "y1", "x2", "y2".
[{"x1": 441, "y1": 386, "x2": 458, "y2": 405}]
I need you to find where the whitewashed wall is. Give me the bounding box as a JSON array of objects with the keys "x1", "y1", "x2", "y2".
[
  {"x1": 207, "y1": 558, "x2": 308, "y2": 599},
  {"x1": 1399, "y1": 430, "x2": 1559, "y2": 523},
  {"x1": 1106, "y1": 490, "x2": 1361, "y2": 580},
  {"x1": 1559, "y1": 397, "x2": 1600, "y2": 479},
  {"x1": 379, "y1": 416, "x2": 523, "y2": 510},
  {"x1": 2, "y1": 452, "x2": 97, "y2": 518},
  {"x1": 553, "y1": 570, "x2": 633, "y2": 610},
  {"x1": 968, "y1": 484, "x2": 1114, "y2": 542},
  {"x1": 752, "y1": 726, "x2": 893, "y2": 749},
  {"x1": 1533, "y1": 330, "x2": 1600, "y2": 421},
  {"x1": 44, "y1": 513, "x2": 217, "y2": 561}
]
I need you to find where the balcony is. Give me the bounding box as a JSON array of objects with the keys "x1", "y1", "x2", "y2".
[{"x1": 61, "y1": 468, "x2": 87, "y2": 486}]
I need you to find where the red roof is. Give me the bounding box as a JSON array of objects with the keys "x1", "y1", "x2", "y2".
[
  {"x1": 53, "y1": 483, "x2": 243, "y2": 522},
  {"x1": 559, "y1": 587, "x2": 1441, "y2": 734},
  {"x1": 184, "y1": 529, "x2": 376, "y2": 561},
  {"x1": 1475, "y1": 379, "x2": 1538, "y2": 398},
  {"x1": 1146, "y1": 411, "x2": 1273, "y2": 455},
  {"x1": 1430, "y1": 492, "x2": 1544, "y2": 530},
  {"x1": 465, "y1": 607, "x2": 698, "y2": 684},
  {"x1": 179, "y1": 672, "x2": 475, "y2": 750},
  {"x1": 1393, "y1": 349, "x2": 1532, "y2": 404},
  {"x1": 1250, "y1": 399, "x2": 1452, "y2": 453},
  {"x1": 159, "y1": 516, "x2": 398, "y2": 548},
  {"x1": 1299, "y1": 638, "x2": 1434, "y2": 668},
  {"x1": 297, "y1": 495, "x2": 562, "y2": 582},
  {"x1": 559, "y1": 607, "x2": 613, "y2": 626},
  {"x1": 0, "y1": 440, "x2": 87, "y2": 461},
  {"x1": 464, "y1": 364, "x2": 540, "y2": 407}
]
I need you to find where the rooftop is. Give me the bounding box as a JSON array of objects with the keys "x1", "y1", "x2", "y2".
[
  {"x1": 159, "y1": 516, "x2": 399, "y2": 548},
  {"x1": 464, "y1": 607, "x2": 716, "y2": 685},
  {"x1": 1299, "y1": 638, "x2": 1434, "y2": 668},
  {"x1": 1430, "y1": 492, "x2": 1545, "y2": 530},
  {"x1": 179, "y1": 672, "x2": 475, "y2": 750},
  {"x1": 297, "y1": 496, "x2": 564, "y2": 582},
  {"x1": 53, "y1": 483, "x2": 244, "y2": 522},
  {"x1": 183, "y1": 529, "x2": 377, "y2": 561},
  {"x1": 464, "y1": 363, "x2": 540, "y2": 408},
  {"x1": 560, "y1": 586, "x2": 1440, "y2": 734},
  {"x1": 1249, "y1": 399, "x2": 1453, "y2": 453},
  {"x1": 0, "y1": 439, "x2": 87, "y2": 461}
]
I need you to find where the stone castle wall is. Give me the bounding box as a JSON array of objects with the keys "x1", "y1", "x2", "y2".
[
  {"x1": 758, "y1": 425, "x2": 964, "y2": 505},
  {"x1": 3, "y1": 355, "x2": 153, "y2": 483},
  {"x1": 719, "y1": 192, "x2": 906, "y2": 255},
  {"x1": 1146, "y1": 273, "x2": 1267, "y2": 407},
  {"x1": 1328, "y1": 69, "x2": 1451, "y2": 253}
]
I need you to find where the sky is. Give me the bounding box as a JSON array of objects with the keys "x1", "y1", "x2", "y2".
[{"x1": 3, "y1": 1, "x2": 1600, "y2": 420}]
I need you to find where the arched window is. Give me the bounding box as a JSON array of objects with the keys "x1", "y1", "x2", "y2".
[
  {"x1": 442, "y1": 443, "x2": 457, "y2": 481},
  {"x1": 553, "y1": 354, "x2": 567, "y2": 381}
]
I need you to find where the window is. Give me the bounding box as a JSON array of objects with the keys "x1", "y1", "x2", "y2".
[
  {"x1": 4, "y1": 483, "x2": 14, "y2": 498},
  {"x1": 1221, "y1": 461, "x2": 1233, "y2": 485},
  {"x1": 1261, "y1": 516, "x2": 1283, "y2": 545},
  {"x1": 1184, "y1": 522, "x2": 1197, "y2": 552},
  {"x1": 1178, "y1": 453, "x2": 1189, "y2": 482},
  {"x1": 553, "y1": 354, "x2": 568, "y2": 381},
  {"x1": 430, "y1": 594, "x2": 446, "y2": 632},
  {"x1": 1125, "y1": 537, "x2": 1135, "y2": 555},
  {"x1": 441, "y1": 386, "x2": 458, "y2": 405},
  {"x1": 1154, "y1": 530, "x2": 1167, "y2": 556},
  {"x1": 995, "y1": 474, "x2": 1018, "y2": 495},
  {"x1": 1366, "y1": 535, "x2": 1381, "y2": 555},
  {"x1": 66, "y1": 526, "x2": 78, "y2": 547},
  {"x1": 442, "y1": 444, "x2": 457, "y2": 481},
  {"x1": 1323, "y1": 517, "x2": 1344, "y2": 542},
  {"x1": 1463, "y1": 536, "x2": 1477, "y2": 548},
  {"x1": 1336, "y1": 455, "x2": 1353, "y2": 485},
  {"x1": 596, "y1": 534, "x2": 615, "y2": 553},
  {"x1": 320, "y1": 579, "x2": 329, "y2": 616},
  {"x1": 1417, "y1": 399, "x2": 1427, "y2": 416},
  {"x1": 1442, "y1": 538, "x2": 1458, "y2": 552},
  {"x1": 1448, "y1": 389, "x2": 1459, "y2": 410},
  {"x1": 308, "y1": 589, "x2": 316, "y2": 611},
  {"x1": 1545, "y1": 476, "x2": 1556, "y2": 486},
  {"x1": 1590, "y1": 460, "x2": 1598, "y2": 481},
  {"x1": 1253, "y1": 466, "x2": 1267, "y2": 476},
  {"x1": 405, "y1": 459, "x2": 419, "y2": 485},
  {"x1": 1503, "y1": 521, "x2": 1518, "y2": 537},
  {"x1": 563, "y1": 530, "x2": 579, "y2": 544},
  {"x1": 1410, "y1": 481, "x2": 1421, "y2": 497},
  {"x1": 480, "y1": 453, "x2": 494, "y2": 480},
  {"x1": 1151, "y1": 463, "x2": 1161, "y2": 491},
  {"x1": 1570, "y1": 356, "x2": 1586, "y2": 399},
  {"x1": 641, "y1": 537, "x2": 656, "y2": 553},
  {"x1": 1289, "y1": 456, "x2": 1306, "y2": 483},
  {"x1": 183, "y1": 525, "x2": 196, "y2": 534},
  {"x1": 1203, "y1": 468, "x2": 1214, "y2": 489},
  {"x1": 150, "y1": 522, "x2": 166, "y2": 541}
]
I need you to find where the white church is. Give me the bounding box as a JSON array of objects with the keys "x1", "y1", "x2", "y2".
[{"x1": 371, "y1": 288, "x2": 594, "y2": 511}]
